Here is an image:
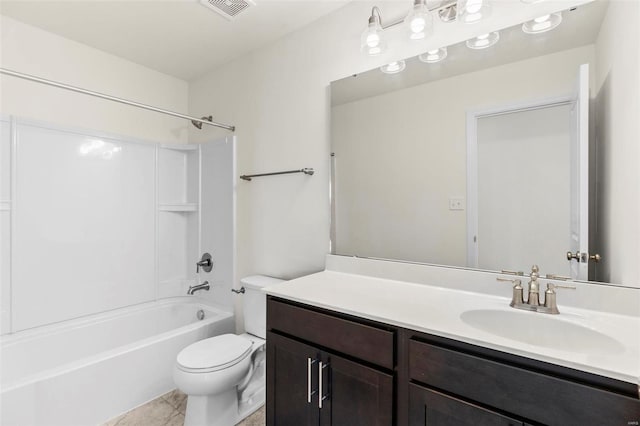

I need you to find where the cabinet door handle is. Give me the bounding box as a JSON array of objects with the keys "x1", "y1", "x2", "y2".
[
  {"x1": 318, "y1": 361, "x2": 330, "y2": 409},
  {"x1": 307, "y1": 357, "x2": 317, "y2": 403}
]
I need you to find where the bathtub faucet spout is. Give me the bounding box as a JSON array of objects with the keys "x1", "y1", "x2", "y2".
[{"x1": 187, "y1": 281, "x2": 210, "y2": 295}]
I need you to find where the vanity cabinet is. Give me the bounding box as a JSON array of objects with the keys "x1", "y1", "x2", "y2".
[
  {"x1": 267, "y1": 296, "x2": 640, "y2": 426},
  {"x1": 266, "y1": 297, "x2": 396, "y2": 426},
  {"x1": 405, "y1": 330, "x2": 640, "y2": 426}
]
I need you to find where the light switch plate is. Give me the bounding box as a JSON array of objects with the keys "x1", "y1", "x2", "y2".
[{"x1": 449, "y1": 197, "x2": 465, "y2": 211}]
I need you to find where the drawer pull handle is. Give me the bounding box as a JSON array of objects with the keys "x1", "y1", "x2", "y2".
[
  {"x1": 319, "y1": 361, "x2": 330, "y2": 409},
  {"x1": 307, "y1": 357, "x2": 317, "y2": 403}
]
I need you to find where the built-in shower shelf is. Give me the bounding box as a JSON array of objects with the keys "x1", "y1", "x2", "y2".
[
  {"x1": 159, "y1": 203, "x2": 198, "y2": 212},
  {"x1": 160, "y1": 143, "x2": 199, "y2": 151}
]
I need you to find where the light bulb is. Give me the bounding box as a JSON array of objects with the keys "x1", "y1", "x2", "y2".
[
  {"x1": 360, "y1": 17, "x2": 387, "y2": 56},
  {"x1": 466, "y1": 0, "x2": 483, "y2": 14},
  {"x1": 457, "y1": 0, "x2": 492, "y2": 24},
  {"x1": 366, "y1": 33, "x2": 380, "y2": 48},
  {"x1": 522, "y1": 12, "x2": 562, "y2": 34},
  {"x1": 411, "y1": 16, "x2": 426, "y2": 33},
  {"x1": 534, "y1": 14, "x2": 551, "y2": 23},
  {"x1": 404, "y1": 0, "x2": 433, "y2": 41},
  {"x1": 418, "y1": 47, "x2": 448, "y2": 63},
  {"x1": 380, "y1": 60, "x2": 407, "y2": 74},
  {"x1": 466, "y1": 31, "x2": 500, "y2": 49}
]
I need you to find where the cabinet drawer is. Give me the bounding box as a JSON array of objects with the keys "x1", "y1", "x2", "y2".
[
  {"x1": 409, "y1": 383, "x2": 523, "y2": 426},
  {"x1": 409, "y1": 339, "x2": 640, "y2": 425},
  {"x1": 267, "y1": 298, "x2": 395, "y2": 369}
]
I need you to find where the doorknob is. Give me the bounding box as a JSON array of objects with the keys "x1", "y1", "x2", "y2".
[
  {"x1": 566, "y1": 251, "x2": 601, "y2": 263},
  {"x1": 566, "y1": 251, "x2": 582, "y2": 262}
]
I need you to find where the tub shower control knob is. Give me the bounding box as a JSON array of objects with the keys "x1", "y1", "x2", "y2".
[{"x1": 196, "y1": 253, "x2": 213, "y2": 273}]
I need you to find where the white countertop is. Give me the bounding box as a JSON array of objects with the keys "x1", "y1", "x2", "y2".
[{"x1": 264, "y1": 270, "x2": 640, "y2": 386}]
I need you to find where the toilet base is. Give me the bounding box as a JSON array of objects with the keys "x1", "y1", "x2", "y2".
[
  {"x1": 184, "y1": 389, "x2": 237, "y2": 426},
  {"x1": 183, "y1": 388, "x2": 265, "y2": 426}
]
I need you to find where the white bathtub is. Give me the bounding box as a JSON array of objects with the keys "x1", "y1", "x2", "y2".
[{"x1": 0, "y1": 297, "x2": 234, "y2": 426}]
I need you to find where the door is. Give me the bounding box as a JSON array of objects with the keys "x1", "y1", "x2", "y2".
[
  {"x1": 267, "y1": 331, "x2": 320, "y2": 426},
  {"x1": 409, "y1": 384, "x2": 523, "y2": 426},
  {"x1": 319, "y1": 353, "x2": 393, "y2": 426},
  {"x1": 569, "y1": 63, "x2": 590, "y2": 280}
]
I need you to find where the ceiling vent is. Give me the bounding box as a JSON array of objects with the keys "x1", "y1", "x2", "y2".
[{"x1": 199, "y1": 0, "x2": 255, "y2": 20}]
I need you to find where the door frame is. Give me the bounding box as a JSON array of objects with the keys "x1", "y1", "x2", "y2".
[{"x1": 465, "y1": 95, "x2": 574, "y2": 268}]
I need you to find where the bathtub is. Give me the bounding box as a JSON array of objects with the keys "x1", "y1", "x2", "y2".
[{"x1": 0, "y1": 297, "x2": 234, "y2": 426}]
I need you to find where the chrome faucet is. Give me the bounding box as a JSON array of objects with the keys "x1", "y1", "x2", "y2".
[
  {"x1": 498, "y1": 265, "x2": 575, "y2": 314},
  {"x1": 527, "y1": 265, "x2": 541, "y2": 306},
  {"x1": 187, "y1": 281, "x2": 210, "y2": 295},
  {"x1": 196, "y1": 253, "x2": 213, "y2": 273}
]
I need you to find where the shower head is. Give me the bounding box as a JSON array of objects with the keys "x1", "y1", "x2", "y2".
[{"x1": 191, "y1": 116, "x2": 213, "y2": 130}]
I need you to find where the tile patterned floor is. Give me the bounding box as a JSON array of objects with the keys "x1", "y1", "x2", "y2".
[{"x1": 103, "y1": 390, "x2": 265, "y2": 426}]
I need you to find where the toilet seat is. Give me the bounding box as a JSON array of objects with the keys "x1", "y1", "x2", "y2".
[{"x1": 176, "y1": 334, "x2": 252, "y2": 374}]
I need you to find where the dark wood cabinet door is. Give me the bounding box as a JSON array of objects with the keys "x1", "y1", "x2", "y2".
[
  {"x1": 409, "y1": 384, "x2": 523, "y2": 426},
  {"x1": 267, "y1": 331, "x2": 320, "y2": 426},
  {"x1": 320, "y1": 352, "x2": 393, "y2": 426}
]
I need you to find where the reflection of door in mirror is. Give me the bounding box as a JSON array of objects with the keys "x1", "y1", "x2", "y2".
[
  {"x1": 473, "y1": 104, "x2": 572, "y2": 277},
  {"x1": 569, "y1": 64, "x2": 590, "y2": 281},
  {"x1": 469, "y1": 66, "x2": 590, "y2": 280}
]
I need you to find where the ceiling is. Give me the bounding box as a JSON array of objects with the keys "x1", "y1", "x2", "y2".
[
  {"x1": 332, "y1": 0, "x2": 608, "y2": 106},
  {"x1": 0, "y1": 0, "x2": 350, "y2": 81}
]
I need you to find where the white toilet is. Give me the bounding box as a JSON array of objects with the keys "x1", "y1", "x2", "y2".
[{"x1": 173, "y1": 275, "x2": 283, "y2": 426}]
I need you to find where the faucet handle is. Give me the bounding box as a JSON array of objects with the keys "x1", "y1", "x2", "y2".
[
  {"x1": 546, "y1": 283, "x2": 576, "y2": 292},
  {"x1": 500, "y1": 269, "x2": 524, "y2": 276},
  {"x1": 196, "y1": 253, "x2": 213, "y2": 273},
  {"x1": 544, "y1": 283, "x2": 576, "y2": 314},
  {"x1": 497, "y1": 277, "x2": 522, "y2": 286},
  {"x1": 497, "y1": 277, "x2": 524, "y2": 307},
  {"x1": 545, "y1": 274, "x2": 572, "y2": 281}
]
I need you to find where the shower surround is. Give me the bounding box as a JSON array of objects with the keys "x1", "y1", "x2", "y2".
[{"x1": 0, "y1": 116, "x2": 236, "y2": 425}]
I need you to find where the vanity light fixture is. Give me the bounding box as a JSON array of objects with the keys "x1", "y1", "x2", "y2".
[
  {"x1": 361, "y1": 0, "x2": 491, "y2": 57},
  {"x1": 418, "y1": 47, "x2": 448, "y2": 63},
  {"x1": 380, "y1": 60, "x2": 407, "y2": 74},
  {"x1": 522, "y1": 12, "x2": 562, "y2": 34},
  {"x1": 466, "y1": 31, "x2": 500, "y2": 49}
]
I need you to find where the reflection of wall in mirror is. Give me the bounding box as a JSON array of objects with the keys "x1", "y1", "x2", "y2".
[{"x1": 332, "y1": 45, "x2": 594, "y2": 267}]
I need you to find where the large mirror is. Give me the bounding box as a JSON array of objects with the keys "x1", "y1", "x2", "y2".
[{"x1": 330, "y1": 0, "x2": 639, "y2": 287}]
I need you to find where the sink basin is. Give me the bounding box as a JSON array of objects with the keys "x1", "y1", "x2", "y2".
[{"x1": 460, "y1": 309, "x2": 625, "y2": 355}]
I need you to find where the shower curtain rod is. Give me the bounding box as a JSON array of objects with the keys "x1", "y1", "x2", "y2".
[{"x1": 0, "y1": 68, "x2": 235, "y2": 132}]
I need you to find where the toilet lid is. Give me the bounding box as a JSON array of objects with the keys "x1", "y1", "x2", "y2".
[{"x1": 176, "y1": 334, "x2": 252, "y2": 373}]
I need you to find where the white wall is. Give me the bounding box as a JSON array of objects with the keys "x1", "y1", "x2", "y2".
[
  {"x1": 0, "y1": 16, "x2": 189, "y2": 144},
  {"x1": 331, "y1": 46, "x2": 593, "y2": 269},
  {"x1": 188, "y1": 2, "x2": 593, "y2": 330},
  {"x1": 593, "y1": 0, "x2": 640, "y2": 285}
]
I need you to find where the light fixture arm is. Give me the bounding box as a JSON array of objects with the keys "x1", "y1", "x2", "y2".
[
  {"x1": 430, "y1": 0, "x2": 459, "y2": 15},
  {"x1": 372, "y1": 0, "x2": 458, "y2": 30},
  {"x1": 370, "y1": 6, "x2": 383, "y2": 25}
]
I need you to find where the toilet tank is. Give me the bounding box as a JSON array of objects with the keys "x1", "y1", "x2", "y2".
[{"x1": 241, "y1": 275, "x2": 284, "y2": 339}]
